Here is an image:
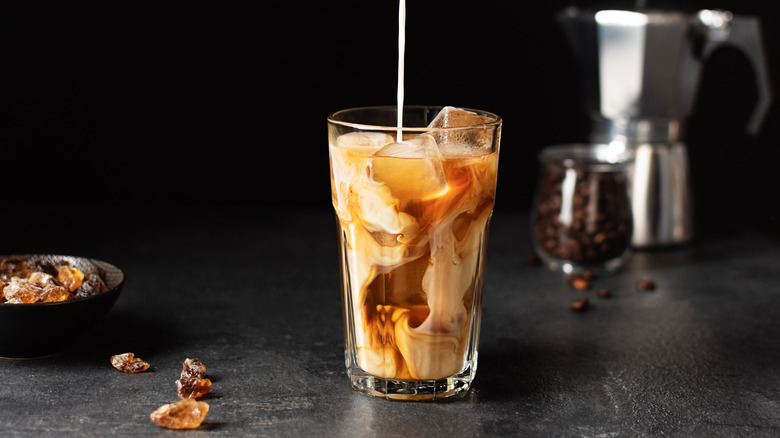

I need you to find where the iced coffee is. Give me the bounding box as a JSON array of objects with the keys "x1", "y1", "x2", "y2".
[{"x1": 328, "y1": 106, "x2": 501, "y2": 399}]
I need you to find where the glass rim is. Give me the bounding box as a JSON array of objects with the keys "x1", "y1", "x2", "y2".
[{"x1": 327, "y1": 105, "x2": 502, "y2": 132}]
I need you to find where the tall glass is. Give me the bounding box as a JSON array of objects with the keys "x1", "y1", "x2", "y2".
[{"x1": 328, "y1": 106, "x2": 501, "y2": 400}]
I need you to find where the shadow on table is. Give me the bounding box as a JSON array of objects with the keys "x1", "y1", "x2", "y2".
[
  {"x1": 40, "y1": 307, "x2": 186, "y2": 367},
  {"x1": 474, "y1": 336, "x2": 606, "y2": 403}
]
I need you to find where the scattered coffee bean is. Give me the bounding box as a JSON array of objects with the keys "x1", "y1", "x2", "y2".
[
  {"x1": 580, "y1": 269, "x2": 596, "y2": 280},
  {"x1": 566, "y1": 275, "x2": 590, "y2": 291},
  {"x1": 637, "y1": 279, "x2": 656, "y2": 291},
  {"x1": 596, "y1": 288, "x2": 612, "y2": 298},
  {"x1": 523, "y1": 253, "x2": 541, "y2": 265},
  {"x1": 569, "y1": 297, "x2": 589, "y2": 311}
]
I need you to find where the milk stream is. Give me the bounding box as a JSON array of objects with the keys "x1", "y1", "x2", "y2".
[{"x1": 397, "y1": 0, "x2": 406, "y2": 141}]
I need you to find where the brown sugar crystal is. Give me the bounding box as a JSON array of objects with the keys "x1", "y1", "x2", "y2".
[
  {"x1": 56, "y1": 264, "x2": 84, "y2": 292},
  {"x1": 176, "y1": 358, "x2": 212, "y2": 399},
  {"x1": 181, "y1": 358, "x2": 207, "y2": 379},
  {"x1": 110, "y1": 353, "x2": 150, "y2": 373},
  {"x1": 76, "y1": 271, "x2": 108, "y2": 298},
  {"x1": 2, "y1": 279, "x2": 50, "y2": 304},
  {"x1": 2, "y1": 278, "x2": 75, "y2": 304},
  {"x1": 177, "y1": 377, "x2": 212, "y2": 399},
  {"x1": 40, "y1": 284, "x2": 74, "y2": 303},
  {"x1": 0, "y1": 257, "x2": 108, "y2": 303},
  {"x1": 150, "y1": 398, "x2": 209, "y2": 430}
]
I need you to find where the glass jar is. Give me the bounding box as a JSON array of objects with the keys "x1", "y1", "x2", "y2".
[{"x1": 531, "y1": 143, "x2": 634, "y2": 275}]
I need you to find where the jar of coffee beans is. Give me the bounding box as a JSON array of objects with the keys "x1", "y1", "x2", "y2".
[{"x1": 531, "y1": 143, "x2": 634, "y2": 275}]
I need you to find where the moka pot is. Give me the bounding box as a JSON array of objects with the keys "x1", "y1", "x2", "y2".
[{"x1": 558, "y1": 7, "x2": 772, "y2": 248}]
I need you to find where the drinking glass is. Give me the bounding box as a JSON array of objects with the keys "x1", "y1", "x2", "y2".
[{"x1": 328, "y1": 106, "x2": 501, "y2": 400}]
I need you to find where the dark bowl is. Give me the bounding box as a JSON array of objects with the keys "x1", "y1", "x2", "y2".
[{"x1": 0, "y1": 255, "x2": 125, "y2": 359}]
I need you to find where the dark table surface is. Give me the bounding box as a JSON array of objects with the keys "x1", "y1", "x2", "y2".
[{"x1": 1, "y1": 205, "x2": 778, "y2": 437}]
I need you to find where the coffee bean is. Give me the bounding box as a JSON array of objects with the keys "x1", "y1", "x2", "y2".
[
  {"x1": 523, "y1": 253, "x2": 541, "y2": 265},
  {"x1": 637, "y1": 279, "x2": 656, "y2": 291},
  {"x1": 569, "y1": 297, "x2": 589, "y2": 311},
  {"x1": 580, "y1": 269, "x2": 596, "y2": 280},
  {"x1": 567, "y1": 275, "x2": 590, "y2": 291}
]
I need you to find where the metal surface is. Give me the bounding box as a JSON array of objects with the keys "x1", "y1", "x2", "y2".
[
  {"x1": 558, "y1": 7, "x2": 772, "y2": 248},
  {"x1": 630, "y1": 142, "x2": 694, "y2": 247}
]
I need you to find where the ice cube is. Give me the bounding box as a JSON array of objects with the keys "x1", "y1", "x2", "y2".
[
  {"x1": 352, "y1": 178, "x2": 419, "y2": 238},
  {"x1": 427, "y1": 106, "x2": 497, "y2": 157},
  {"x1": 428, "y1": 106, "x2": 494, "y2": 129},
  {"x1": 370, "y1": 134, "x2": 449, "y2": 200},
  {"x1": 335, "y1": 132, "x2": 395, "y2": 154},
  {"x1": 372, "y1": 141, "x2": 428, "y2": 159},
  {"x1": 438, "y1": 141, "x2": 481, "y2": 158}
]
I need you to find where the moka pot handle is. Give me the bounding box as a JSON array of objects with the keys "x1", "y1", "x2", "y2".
[{"x1": 697, "y1": 10, "x2": 773, "y2": 135}]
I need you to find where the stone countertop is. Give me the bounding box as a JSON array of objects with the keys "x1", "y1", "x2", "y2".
[{"x1": 0, "y1": 206, "x2": 778, "y2": 437}]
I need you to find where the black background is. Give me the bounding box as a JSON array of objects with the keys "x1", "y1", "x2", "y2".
[{"x1": 2, "y1": 1, "x2": 778, "y2": 233}]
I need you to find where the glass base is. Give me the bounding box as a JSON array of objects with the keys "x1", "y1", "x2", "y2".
[
  {"x1": 346, "y1": 361, "x2": 476, "y2": 401},
  {"x1": 537, "y1": 249, "x2": 632, "y2": 276}
]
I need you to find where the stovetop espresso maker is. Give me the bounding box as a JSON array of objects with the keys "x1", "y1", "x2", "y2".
[{"x1": 558, "y1": 6, "x2": 772, "y2": 248}]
